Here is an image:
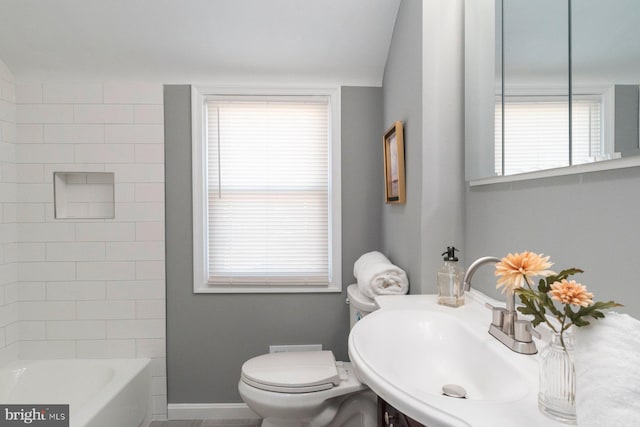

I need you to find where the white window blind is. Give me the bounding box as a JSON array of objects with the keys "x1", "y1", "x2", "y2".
[
  {"x1": 205, "y1": 96, "x2": 331, "y2": 287},
  {"x1": 495, "y1": 96, "x2": 602, "y2": 175}
]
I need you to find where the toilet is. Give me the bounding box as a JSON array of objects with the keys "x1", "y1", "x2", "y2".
[{"x1": 238, "y1": 284, "x2": 379, "y2": 427}]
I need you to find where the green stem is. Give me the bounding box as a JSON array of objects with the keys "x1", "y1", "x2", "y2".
[{"x1": 523, "y1": 275, "x2": 558, "y2": 333}]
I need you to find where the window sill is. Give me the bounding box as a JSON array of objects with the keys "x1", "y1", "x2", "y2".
[
  {"x1": 194, "y1": 284, "x2": 342, "y2": 294},
  {"x1": 469, "y1": 156, "x2": 640, "y2": 187}
]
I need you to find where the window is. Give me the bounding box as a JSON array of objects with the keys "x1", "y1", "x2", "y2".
[
  {"x1": 192, "y1": 87, "x2": 341, "y2": 293},
  {"x1": 495, "y1": 95, "x2": 604, "y2": 176}
]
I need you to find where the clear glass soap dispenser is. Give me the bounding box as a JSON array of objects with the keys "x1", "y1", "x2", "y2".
[{"x1": 437, "y1": 246, "x2": 464, "y2": 307}]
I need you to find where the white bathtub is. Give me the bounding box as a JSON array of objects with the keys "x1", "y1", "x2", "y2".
[{"x1": 0, "y1": 359, "x2": 151, "y2": 427}]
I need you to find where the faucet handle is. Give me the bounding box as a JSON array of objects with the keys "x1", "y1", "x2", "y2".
[
  {"x1": 485, "y1": 303, "x2": 507, "y2": 327},
  {"x1": 514, "y1": 320, "x2": 541, "y2": 342}
]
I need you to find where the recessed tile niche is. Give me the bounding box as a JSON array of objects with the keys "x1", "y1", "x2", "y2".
[{"x1": 54, "y1": 172, "x2": 115, "y2": 219}]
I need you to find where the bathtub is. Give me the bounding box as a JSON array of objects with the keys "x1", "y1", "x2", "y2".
[{"x1": 0, "y1": 359, "x2": 151, "y2": 427}]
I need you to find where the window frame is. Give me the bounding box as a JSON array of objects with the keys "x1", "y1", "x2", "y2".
[{"x1": 191, "y1": 86, "x2": 342, "y2": 294}]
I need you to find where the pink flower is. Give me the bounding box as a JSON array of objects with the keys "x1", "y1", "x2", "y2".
[
  {"x1": 550, "y1": 279, "x2": 594, "y2": 307},
  {"x1": 495, "y1": 251, "x2": 554, "y2": 294}
]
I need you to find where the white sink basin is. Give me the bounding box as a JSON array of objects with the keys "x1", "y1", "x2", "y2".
[
  {"x1": 348, "y1": 292, "x2": 564, "y2": 427},
  {"x1": 351, "y1": 309, "x2": 528, "y2": 402}
]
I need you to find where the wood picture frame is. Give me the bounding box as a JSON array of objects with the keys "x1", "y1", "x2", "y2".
[{"x1": 383, "y1": 121, "x2": 406, "y2": 204}]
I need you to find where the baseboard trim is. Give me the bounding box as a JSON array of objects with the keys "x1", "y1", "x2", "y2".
[{"x1": 167, "y1": 403, "x2": 260, "y2": 420}]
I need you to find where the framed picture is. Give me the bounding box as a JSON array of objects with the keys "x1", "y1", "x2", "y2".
[{"x1": 383, "y1": 121, "x2": 406, "y2": 204}]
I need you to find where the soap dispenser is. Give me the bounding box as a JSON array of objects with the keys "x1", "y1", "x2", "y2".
[{"x1": 437, "y1": 246, "x2": 464, "y2": 307}]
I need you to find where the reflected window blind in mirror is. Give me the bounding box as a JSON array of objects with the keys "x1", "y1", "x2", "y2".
[{"x1": 495, "y1": 96, "x2": 602, "y2": 175}]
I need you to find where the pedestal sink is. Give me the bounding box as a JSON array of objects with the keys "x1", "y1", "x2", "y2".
[{"x1": 348, "y1": 292, "x2": 564, "y2": 427}]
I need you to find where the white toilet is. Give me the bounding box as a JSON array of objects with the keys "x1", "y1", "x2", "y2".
[{"x1": 238, "y1": 285, "x2": 379, "y2": 427}]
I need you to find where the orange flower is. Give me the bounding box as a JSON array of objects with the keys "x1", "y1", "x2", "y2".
[
  {"x1": 550, "y1": 279, "x2": 594, "y2": 307},
  {"x1": 495, "y1": 251, "x2": 554, "y2": 294}
]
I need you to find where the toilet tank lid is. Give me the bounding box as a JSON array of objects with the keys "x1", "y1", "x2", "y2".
[
  {"x1": 347, "y1": 284, "x2": 377, "y2": 312},
  {"x1": 241, "y1": 350, "x2": 340, "y2": 389}
]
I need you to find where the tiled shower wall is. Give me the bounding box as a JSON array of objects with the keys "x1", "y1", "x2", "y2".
[
  {"x1": 0, "y1": 59, "x2": 18, "y2": 365},
  {"x1": 14, "y1": 82, "x2": 167, "y2": 419}
]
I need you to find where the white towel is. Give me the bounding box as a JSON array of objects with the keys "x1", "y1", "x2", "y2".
[
  {"x1": 353, "y1": 251, "x2": 409, "y2": 299},
  {"x1": 574, "y1": 312, "x2": 640, "y2": 426}
]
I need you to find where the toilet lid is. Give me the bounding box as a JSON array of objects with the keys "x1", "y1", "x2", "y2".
[{"x1": 241, "y1": 350, "x2": 340, "y2": 393}]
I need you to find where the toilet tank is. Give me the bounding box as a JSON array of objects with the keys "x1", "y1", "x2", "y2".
[{"x1": 347, "y1": 284, "x2": 378, "y2": 329}]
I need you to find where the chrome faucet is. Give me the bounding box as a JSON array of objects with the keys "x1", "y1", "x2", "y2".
[{"x1": 463, "y1": 256, "x2": 540, "y2": 355}]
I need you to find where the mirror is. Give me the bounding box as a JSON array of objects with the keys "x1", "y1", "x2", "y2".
[{"x1": 466, "y1": 0, "x2": 640, "y2": 181}]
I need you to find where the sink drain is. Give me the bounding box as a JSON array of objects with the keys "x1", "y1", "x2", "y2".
[{"x1": 442, "y1": 384, "x2": 467, "y2": 399}]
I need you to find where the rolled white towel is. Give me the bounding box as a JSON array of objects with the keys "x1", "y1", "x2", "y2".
[
  {"x1": 353, "y1": 251, "x2": 409, "y2": 299},
  {"x1": 574, "y1": 312, "x2": 640, "y2": 426}
]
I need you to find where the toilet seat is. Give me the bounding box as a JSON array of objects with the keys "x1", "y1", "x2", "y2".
[{"x1": 241, "y1": 350, "x2": 346, "y2": 394}]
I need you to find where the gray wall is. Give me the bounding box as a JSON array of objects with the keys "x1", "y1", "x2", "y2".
[
  {"x1": 381, "y1": 0, "x2": 423, "y2": 292},
  {"x1": 614, "y1": 85, "x2": 640, "y2": 157},
  {"x1": 164, "y1": 85, "x2": 383, "y2": 403},
  {"x1": 465, "y1": 168, "x2": 640, "y2": 318}
]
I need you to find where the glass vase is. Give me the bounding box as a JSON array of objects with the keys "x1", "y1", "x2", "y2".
[{"x1": 538, "y1": 331, "x2": 576, "y2": 424}]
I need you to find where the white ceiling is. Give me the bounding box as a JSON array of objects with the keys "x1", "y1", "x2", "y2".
[{"x1": 0, "y1": 0, "x2": 401, "y2": 85}]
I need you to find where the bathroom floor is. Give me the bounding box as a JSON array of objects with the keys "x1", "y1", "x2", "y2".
[{"x1": 149, "y1": 420, "x2": 260, "y2": 427}]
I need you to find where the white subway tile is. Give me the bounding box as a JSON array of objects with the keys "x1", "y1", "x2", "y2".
[
  {"x1": 47, "y1": 320, "x2": 105, "y2": 340},
  {"x1": 135, "y1": 300, "x2": 165, "y2": 319},
  {"x1": 46, "y1": 281, "x2": 105, "y2": 301},
  {"x1": 0, "y1": 142, "x2": 16, "y2": 166},
  {"x1": 1, "y1": 161, "x2": 17, "y2": 182},
  {"x1": 16, "y1": 203, "x2": 46, "y2": 222},
  {"x1": 44, "y1": 124, "x2": 104, "y2": 144},
  {"x1": 106, "y1": 319, "x2": 164, "y2": 339},
  {"x1": 3, "y1": 243, "x2": 19, "y2": 263},
  {"x1": 2, "y1": 203, "x2": 17, "y2": 223},
  {"x1": 0, "y1": 80, "x2": 15, "y2": 103},
  {"x1": 134, "y1": 144, "x2": 163, "y2": 164},
  {"x1": 136, "y1": 338, "x2": 165, "y2": 358},
  {"x1": 20, "y1": 340, "x2": 77, "y2": 359},
  {"x1": 6, "y1": 321, "x2": 46, "y2": 343},
  {"x1": 134, "y1": 183, "x2": 164, "y2": 202},
  {"x1": 76, "y1": 261, "x2": 135, "y2": 281},
  {"x1": 74, "y1": 105, "x2": 134, "y2": 124},
  {"x1": 152, "y1": 376, "x2": 167, "y2": 395},
  {"x1": 104, "y1": 124, "x2": 163, "y2": 144},
  {"x1": 15, "y1": 83, "x2": 43, "y2": 104},
  {"x1": 109, "y1": 164, "x2": 164, "y2": 183},
  {"x1": 16, "y1": 124, "x2": 43, "y2": 144},
  {"x1": 18, "y1": 223, "x2": 75, "y2": 242},
  {"x1": 134, "y1": 105, "x2": 164, "y2": 124},
  {"x1": 46, "y1": 242, "x2": 105, "y2": 262},
  {"x1": 20, "y1": 301, "x2": 76, "y2": 321},
  {"x1": 74, "y1": 144, "x2": 134, "y2": 163},
  {"x1": 0, "y1": 100, "x2": 15, "y2": 123},
  {"x1": 136, "y1": 261, "x2": 165, "y2": 280},
  {"x1": 106, "y1": 241, "x2": 164, "y2": 261},
  {"x1": 43, "y1": 83, "x2": 103, "y2": 104},
  {"x1": 106, "y1": 280, "x2": 164, "y2": 300},
  {"x1": 16, "y1": 184, "x2": 52, "y2": 203},
  {"x1": 0, "y1": 304, "x2": 17, "y2": 328},
  {"x1": 15, "y1": 144, "x2": 74, "y2": 164},
  {"x1": 135, "y1": 222, "x2": 164, "y2": 241},
  {"x1": 18, "y1": 282, "x2": 46, "y2": 301},
  {"x1": 0, "y1": 183, "x2": 17, "y2": 204},
  {"x1": 149, "y1": 357, "x2": 165, "y2": 377},
  {"x1": 19, "y1": 262, "x2": 76, "y2": 282},
  {"x1": 75, "y1": 222, "x2": 135, "y2": 242},
  {"x1": 0, "y1": 61, "x2": 13, "y2": 81},
  {"x1": 77, "y1": 339, "x2": 136, "y2": 358},
  {"x1": 114, "y1": 202, "x2": 164, "y2": 222},
  {"x1": 1, "y1": 120, "x2": 17, "y2": 143},
  {"x1": 16, "y1": 104, "x2": 74, "y2": 123},
  {"x1": 114, "y1": 183, "x2": 135, "y2": 203},
  {"x1": 0, "y1": 343, "x2": 20, "y2": 365},
  {"x1": 16, "y1": 242, "x2": 46, "y2": 262},
  {"x1": 103, "y1": 83, "x2": 163, "y2": 105},
  {"x1": 0, "y1": 264, "x2": 17, "y2": 286},
  {"x1": 16, "y1": 164, "x2": 45, "y2": 183},
  {"x1": 4, "y1": 283, "x2": 18, "y2": 304},
  {"x1": 77, "y1": 300, "x2": 135, "y2": 320},
  {"x1": 152, "y1": 394, "x2": 168, "y2": 417}
]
